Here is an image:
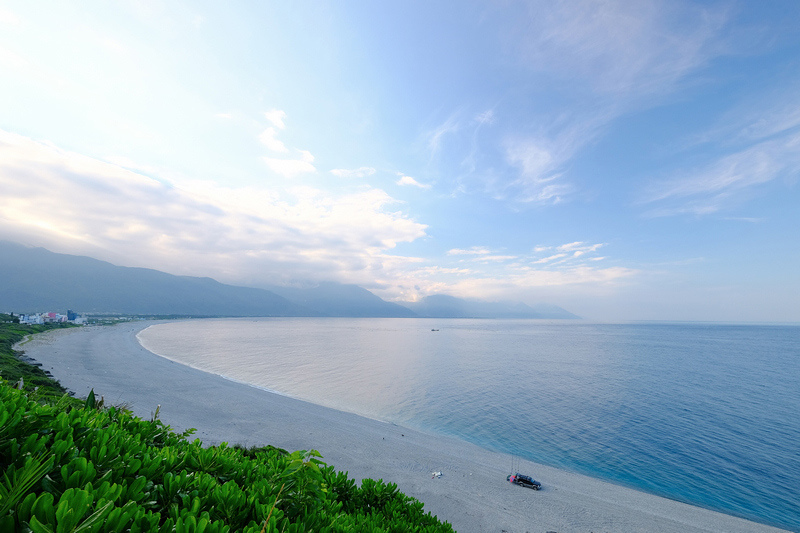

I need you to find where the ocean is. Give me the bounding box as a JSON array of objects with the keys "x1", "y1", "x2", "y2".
[{"x1": 137, "y1": 318, "x2": 800, "y2": 531}]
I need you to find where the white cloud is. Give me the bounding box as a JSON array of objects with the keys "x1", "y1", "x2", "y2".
[
  {"x1": 0, "y1": 130, "x2": 427, "y2": 285},
  {"x1": 386, "y1": 264, "x2": 637, "y2": 304},
  {"x1": 366, "y1": 248, "x2": 637, "y2": 304},
  {"x1": 262, "y1": 148, "x2": 316, "y2": 178},
  {"x1": 264, "y1": 109, "x2": 286, "y2": 129},
  {"x1": 330, "y1": 167, "x2": 376, "y2": 178},
  {"x1": 557, "y1": 242, "x2": 585, "y2": 252},
  {"x1": 414, "y1": 266, "x2": 473, "y2": 276},
  {"x1": 557, "y1": 241, "x2": 604, "y2": 254},
  {"x1": 527, "y1": 242, "x2": 604, "y2": 264},
  {"x1": 263, "y1": 156, "x2": 316, "y2": 178},
  {"x1": 0, "y1": 8, "x2": 20, "y2": 25},
  {"x1": 473, "y1": 254, "x2": 517, "y2": 263},
  {"x1": 382, "y1": 240, "x2": 618, "y2": 304},
  {"x1": 447, "y1": 247, "x2": 492, "y2": 256},
  {"x1": 532, "y1": 253, "x2": 567, "y2": 264},
  {"x1": 0, "y1": 130, "x2": 638, "y2": 313},
  {"x1": 396, "y1": 175, "x2": 431, "y2": 189},
  {"x1": 256, "y1": 112, "x2": 315, "y2": 176},
  {"x1": 258, "y1": 127, "x2": 289, "y2": 153}
]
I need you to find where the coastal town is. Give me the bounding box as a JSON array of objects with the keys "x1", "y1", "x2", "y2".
[
  {"x1": 12, "y1": 310, "x2": 84, "y2": 325},
  {"x1": 3, "y1": 311, "x2": 162, "y2": 326}
]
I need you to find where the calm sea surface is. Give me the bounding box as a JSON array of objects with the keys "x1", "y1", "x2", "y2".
[{"x1": 137, "y1": 318, "x2": 800, "y2": 531}]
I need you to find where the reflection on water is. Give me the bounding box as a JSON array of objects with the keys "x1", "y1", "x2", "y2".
[{"x1": 138, "y1": 318, "x2": 800, "y2": 531}]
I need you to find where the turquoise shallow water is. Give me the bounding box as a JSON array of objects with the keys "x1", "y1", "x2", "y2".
[{"x1": 138, "y1": 318, "x2": 800, "y2": 531}]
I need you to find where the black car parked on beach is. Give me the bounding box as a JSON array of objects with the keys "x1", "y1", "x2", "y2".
[{"x1": 507, "y1": 473, "x2": 542, "y2": 490}]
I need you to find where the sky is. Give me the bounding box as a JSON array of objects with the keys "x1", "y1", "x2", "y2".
[{"x1": 1, "y1": 0, "x2": 799, "y2": 323}]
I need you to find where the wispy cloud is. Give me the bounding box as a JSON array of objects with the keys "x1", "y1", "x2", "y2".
[
  {"x1": 447, "y1": 243, "x2": 602, "y2": 268},
  {"x1": 532, "y1": 253, "x2": 567, "y2": 264},
  {"x1": 330, "y1": 167, "x2": 376, "y2": 178},
  {"x1": 415, "y1": 240, "x2": 614, "y2": 303},
  {"x1": 557, "y1": 241, "x2": 604, "y2": 255},
  {"x1": 688, "y1": 83, "x2": 800, "y2": 149},
  {"x1": 493, "y1": 0, "x2": 735, "y2": 204},
  {"x1": 429, "y1": 1, "x2": 733, "y2": 206},
  {"x1": 427, "y1": 112, "x2": 461, "y2": 154},
  {"x1": 504, "y1": 138, "x2": 574, "y2": 203},
  {"x1": 734, "y1": 104, "x2": 800, "y2": 144},
  {"x1": 414, "y1": 266, "x2": 473, "y2": 276},
  {"x1": 371, "y1": 251, "x2": 635, "y2": 303},
  {"x1": 557, "y1": 242, "x2": 585, "y2": 252},
  {"x1": 396, "y1": 174, "x2": 431, "y2": 189},
  {"x1": 475, "y1": 110, "x2": 495, "y2": 125},
  {"x1": 447, "y1": 247, "x2": 492, "y2": 256},
  {"x1": 528, "y1": 241, "x2": 606, "y2": 264},
  {"x1": 641, "y1": 81, "x2": 800, "y2": 217},
  {"x1": 517, "y1": 0, "x2": 730, "y2": 97},
  {"x1": 420, "y1": 265, "x2": 637, "y2": 303},
  {"x1": 641, "y1": 133, "x2": 800, "y2": 216},
  {"x1": 472, "y1": 254, "x2": 518, "y2": 263}
]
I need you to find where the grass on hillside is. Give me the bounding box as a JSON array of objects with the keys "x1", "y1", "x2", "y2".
[{"x1": 0, "y1": 318, "x2": 77, "y2": 403}]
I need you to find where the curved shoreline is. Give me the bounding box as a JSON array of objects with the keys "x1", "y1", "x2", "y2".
[
  {"x1": 135, "y1": 323, "x2": 394, "y2": 425},
  {"x1": 18, "y1": 322, "x2": 790, "y2": 533}
]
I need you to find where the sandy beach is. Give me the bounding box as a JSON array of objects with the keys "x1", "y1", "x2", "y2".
[{"x1": 17, "y1": 322, "x2": 789, "y2": 533}]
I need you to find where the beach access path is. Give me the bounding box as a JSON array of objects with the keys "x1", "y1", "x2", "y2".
[{"x1": 17, "y1": 322, "x2": 789, "y2": 533}]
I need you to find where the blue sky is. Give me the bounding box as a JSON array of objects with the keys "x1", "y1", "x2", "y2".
[{"x1": 1, "y1": 1, "x2": 799, "y2": 322}]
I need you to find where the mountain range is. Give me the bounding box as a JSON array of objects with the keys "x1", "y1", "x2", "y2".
[{"x1": 0, "y1": 241, "x2": 577, "y2": 319}]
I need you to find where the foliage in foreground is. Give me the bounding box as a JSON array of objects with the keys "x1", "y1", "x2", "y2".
[{"x1": 0, "y1": 377, "x2": 453, "y2": 532}]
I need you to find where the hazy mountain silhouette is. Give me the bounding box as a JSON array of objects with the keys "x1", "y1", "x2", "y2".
[
  {"x1": 0, "y1": 241, "x2": 309, "y2": 316},
  {"x1": 399, "y1": 294, "x2": 579, "y2": 319},
  {"x1": 265, "y1": 282, "x2": 416, "y2": 318},
  {"x1": 1, "y1": 241, "x2": 576, "y2": 319}
]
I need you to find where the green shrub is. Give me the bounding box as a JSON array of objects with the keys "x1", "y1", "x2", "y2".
[{"x1": 0, "y1": 379, "x2": 454, "y2": 532}]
